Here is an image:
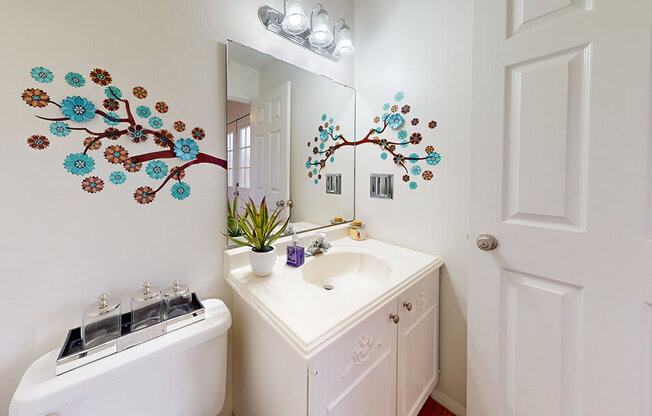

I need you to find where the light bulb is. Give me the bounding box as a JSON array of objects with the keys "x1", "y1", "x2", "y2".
[
  {"x1": 333, "y1": 26, "x2": 355, "y2": 57},
  {"x1": 309, "y1": 9, "x2": 334, "y2": 48},
  {"x1": 282, "y1": 0, "x2": 309, "y2": 35}
]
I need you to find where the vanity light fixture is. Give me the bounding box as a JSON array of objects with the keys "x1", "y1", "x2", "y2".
[{"x1": 258, "y1": 1, "x2": 354, "y2": 61}]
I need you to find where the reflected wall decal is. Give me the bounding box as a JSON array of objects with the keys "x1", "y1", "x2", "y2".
[
  {"x1": 305, "y1": 91, "x2": 441, "y2": 190},
  {"x1": 21, "y1": 66, "x2": 226, "y2": 204}
]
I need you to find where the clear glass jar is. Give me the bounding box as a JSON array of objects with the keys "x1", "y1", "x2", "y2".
[
  {"x1": 82, "y1": 293, "x2": 121, "y2": 350},
  {"x1": 162, "y1": 280, "x2": 192, "y2": 319},
  {"x1": 130, "y1": 281, "x2": 163, "y2": 331}
]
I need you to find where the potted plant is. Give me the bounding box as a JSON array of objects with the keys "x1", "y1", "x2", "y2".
[{"x1": 225, "y1": 197, "x2": 290, "y2": 276}]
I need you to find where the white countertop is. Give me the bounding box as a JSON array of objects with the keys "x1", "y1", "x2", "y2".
[{"x1": 224, "y1": 236, "x2": 443, "y2": 359}]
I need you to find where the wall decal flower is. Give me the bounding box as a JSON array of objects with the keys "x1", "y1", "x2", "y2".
[
  {"x1": 155, "y1": 102, "x2": 168, "y2": 113},
  {"x1": 134, "y1": 186, "x2": 155, "y2": 204},
  {"x1": 109, "y1": 171, "x2": 127, "y2": 185},
  {"x1": 50, "y1": 122, "x2": 71, "y2": 137},
  {"x1": 170, "y1": 182, "x2": 191, "y2": 200},
  {"x1": 136, "y1": 105, "x2": 151, "y2": 118},
  {"x1": 27, "y1": 135, "x2": 49, "y2": 150},
  {"x1": 22, "y1": 66, "x2": 227, "y2": 204},
  {"x1": 422, "y1": 170, "x2": 433, "y2": 180},
  {"x1": 146, "y1": 160, "x2": 169, "y2": 179},
  {"x1": 90, "y1": 68, "x2": 112, "y2": 86},
  {"x1": 65, "y1": 72, "x2": 86, "y2": 88},
  {"x1": 61, "y1": 96, "x2": 96, "y2": 122},
  {"x1": 174, "y1": 138, "x2": 199, "y2": 161},
  {"x1": 31, "y1": 66, "x2": 53, "y2": 83},
  {"x1": 104, "y1": 145, "x2": 129, "y2": 164},
  {"x1": 22, "y1": 88, "x2": 50, "y2": 108},
  {"x1": 386, "y1": 113, "x2": 404, "y2": 129},
  {"x1": 82, "y1": 176, "x2": 104, "y2": 193},
  {"x1": 148, "y1": 116, "x2": 163, "y2": 129},
  {"x1": 63, "y1": 153, "x2": 95, "y2": 176},
  {"x1": 132, "y1": 86, "x2": 147, "y2": 99}
]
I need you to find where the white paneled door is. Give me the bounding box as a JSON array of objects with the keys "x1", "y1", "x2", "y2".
[
  {"x1": 469, "y1": 1, "x2": 652, "y2": 416},
  {"x1": 250, "y1": 81, "x2": 291, "y2": 209}
]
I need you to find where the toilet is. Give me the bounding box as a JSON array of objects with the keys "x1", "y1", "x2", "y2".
[{"x1": 9, "y1": 298, "x2": 231, "y2": 416}]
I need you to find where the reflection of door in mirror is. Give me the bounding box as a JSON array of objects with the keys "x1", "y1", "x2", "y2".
[{"x1": 250, "y1": 81, "x2": 291, "y2": 213}]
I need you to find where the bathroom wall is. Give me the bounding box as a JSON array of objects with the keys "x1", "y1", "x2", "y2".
[
  {"x1": 353, "y1": 0, "x2": 473, "y2": 413},
  {"x1": 0, "y1": 0, "x2": 353, "y2": 413}
]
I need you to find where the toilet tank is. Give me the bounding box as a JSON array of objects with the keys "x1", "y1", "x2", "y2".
[{"x1": 9, "y1": 298, "x2": 231, "y2": 416}]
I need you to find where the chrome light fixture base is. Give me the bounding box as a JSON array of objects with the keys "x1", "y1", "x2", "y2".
[{"x1": 258, "y1": 5, "x2": 340, "y2": 61}]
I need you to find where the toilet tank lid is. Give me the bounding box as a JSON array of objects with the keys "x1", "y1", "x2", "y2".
[{"x1": 9, "y1": 298, "x2": 231, "y2": 416}]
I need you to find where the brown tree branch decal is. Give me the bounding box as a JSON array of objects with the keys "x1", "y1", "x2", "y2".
[{"x1": 22, "y1": 66, "x2": 226, "y2": 204}]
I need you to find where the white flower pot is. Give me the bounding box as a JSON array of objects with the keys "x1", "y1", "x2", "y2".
[{"x1": 249, "y1": 247, "x2": 277, "y2": 277}]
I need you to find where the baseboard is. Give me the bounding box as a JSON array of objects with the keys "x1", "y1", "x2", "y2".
[{"x1": 430, "y1": 388, "x2": 466, "y2": 416}]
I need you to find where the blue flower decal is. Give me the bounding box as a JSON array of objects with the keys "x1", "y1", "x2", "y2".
[
  {"x1": 329, "y1": 117, "x2": 334, "y2": 124},
  {"x1": 146, "y1": 160, "x2": 169, "y2": 179},
  {"x1": 105, "y1": 86, "x2": 122, "y2": 99},
  {"x1": 408, "y1": 153, "x2": 419, "y2": 163},
  {"x1": 328, "y1": 125, "x2": 334, "y2": 133},
  {"x1": 401, "y1": 140, "x2": 409, "y2": 148},
  {"x1": 319, "y1": 129, "x2": 329, "y2": 141},
  {"x1": 50, "y1": 122, "x2": 71, "y2": 137},
  {"x1": 398, "y1": 130, "x2": 408, "y2": 140},
  {"x1": 381, "y1": 152, "x2": 388, "y2": 160},
  {"x1": 382, "y1": 113, "x2": 390, "y2": 122},
  {"x1": 63, "y1": 153, "x2": 95, "y2": 176},
  {"x1": 148, "y1": 116, "x2": 163, "y2": 129},
  {"x1": 319, "y1": 143, "x2": 325, "y2": 149},
  {"x1": 104, "y1": 112, "x2": 120, "y2": 126},
  {"x1": 383, "y1": 103, "x2": 390, "y2": 111},
  {"x1": 321, "y1": 114, "x2": 327, "y2": 121},
  {"x1": 136, "y1": 105, "x2": 151, "y2": 118},
  {"x1": 409, "y1": 181, "x2": 417, "y2": 190},
  {"x1": 109, "y1": 171, "x2": 127, "y2": 185},
  {"x1": 174, "y1": 138, "x2": 199, "y2": 161},
  {"x1": 411, "y1": 165, "x2": 422, "y2": 175},
  {"x1": 171, "y1": 182, "x2": 191, "y2": 200},
  {"x1": 305, "y1": 161, "x2": 312, "y2": 169},
  {"x1": 314, "y1": 179, "x2": 319, "y2": 184},
  {"x1": 65, "y1": 72, "x2": 85, "y2": 88},
  {"x1": 386, "y1": 113, "x2": 404, "y2": 129},
  {"x1": 31, "y1": 66, "x2": 53, "y2": 83},
  {"x1": 395, "y1": 91, "x2": 404, "y2": 101},
  {"x1": 426, "y1": 152, "x2": 441, "y2": 166},
  {"x1": 330, "y1": 156, "x2": 334, "y2": 162},
  {"x1": 61, "y1": 96, "x2": 96, "y2": 122}
]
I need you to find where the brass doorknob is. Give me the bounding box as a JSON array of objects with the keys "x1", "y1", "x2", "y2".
[
  {"x1": 389, "y1": 313, "x2": 400, "y2": 324},
  {"x1": 403, "y1": 302, "x2": 412, "y2": 311}
]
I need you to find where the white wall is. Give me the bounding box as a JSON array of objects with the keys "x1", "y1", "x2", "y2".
[
  {"x1": 353, "y1": 0, "x2": 472, "y2": 411},
  {"x1": 0, "y1": 0, "x2": 353, "y2": 413}
]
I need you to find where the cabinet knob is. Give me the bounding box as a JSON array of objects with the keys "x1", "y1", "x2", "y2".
[
  {"x1": 389, "y1": 313, "x2": 400, "y2": 324},
  {"x1": 402, "y1": 302, "x2": 412, "y2": 311}
]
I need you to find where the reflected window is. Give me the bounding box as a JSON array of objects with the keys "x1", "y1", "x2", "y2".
[
  {"x1": 227, "y1": 131, "x2": 234, "y2": 187},
  {"x1": 238, "y1": 125, "x2": 251, "y2": 188}
]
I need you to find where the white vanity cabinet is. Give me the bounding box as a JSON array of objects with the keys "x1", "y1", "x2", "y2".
[
  {"x1": 231, "y1": 268, "x2": 440, "y2": 416},
  {"x1": 308, "y1": 270, "x2": 439, "y2": 416}
]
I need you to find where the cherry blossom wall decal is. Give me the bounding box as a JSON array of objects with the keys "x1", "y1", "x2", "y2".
[{"x1": 21, "y1": 66, "x2": 226, "y2": 204}]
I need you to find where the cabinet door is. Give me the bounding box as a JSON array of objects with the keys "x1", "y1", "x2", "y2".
[
  {"x1": 308, "y1": 300, "x2": 398, "y2": 416},
  {"x1": 397, "y1": 270, "x2": 440, "y2": 416}
]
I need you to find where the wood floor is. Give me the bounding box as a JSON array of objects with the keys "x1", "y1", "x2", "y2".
[{"x1": 417, "y1": 397, "x2": 457, "y2": 416}]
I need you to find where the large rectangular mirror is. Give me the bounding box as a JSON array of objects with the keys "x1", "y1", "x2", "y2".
[{"x1": 226, "y1": 40, "x2": 355, "y2": 245}]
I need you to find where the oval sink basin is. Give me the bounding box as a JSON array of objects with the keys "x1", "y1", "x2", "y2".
[{"x1": 300, "y1": 248, "x2": 392, "y2": 290}]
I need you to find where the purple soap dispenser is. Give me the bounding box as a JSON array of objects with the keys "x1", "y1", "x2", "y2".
[{"x1": 286, "y1": 229, "x2": 305, "y2": 267}]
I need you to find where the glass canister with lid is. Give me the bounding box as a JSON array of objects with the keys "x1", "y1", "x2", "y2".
[
  {"x1": 130, "y1": 281, "x2": 163, "y2": 331},
  {"x1": 162, "y1": 280, "x2": 192, "y2": 319},
  {"x1": 82, "y1": 293, "x2": 122, "y2": 350}
]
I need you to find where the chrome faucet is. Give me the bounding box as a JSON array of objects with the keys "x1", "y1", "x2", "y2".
[{"x1": 306, "y1": 232, "x2": 331, "y2": 256}]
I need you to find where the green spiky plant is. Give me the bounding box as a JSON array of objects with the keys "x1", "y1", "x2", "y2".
[
  {"x1": 225, "y1": 197, "x2": 290, "y2": 252},
  {"x1": 227, "y1": 197, "x2": 244, "y2": 237}
]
